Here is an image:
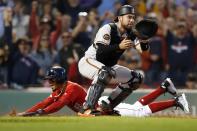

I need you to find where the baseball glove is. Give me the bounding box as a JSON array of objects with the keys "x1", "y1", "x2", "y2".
[{"x1": 135, "y1": 19, "x2": 158, "y2": 40}]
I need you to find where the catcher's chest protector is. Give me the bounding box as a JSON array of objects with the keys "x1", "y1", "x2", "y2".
[{"x1": 96, "y1": 23, "x2": 124, "y2": 67}]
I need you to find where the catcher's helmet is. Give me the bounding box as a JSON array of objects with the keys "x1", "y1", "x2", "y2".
[
  {"x1": 114, "y1": 5, "x2": 135, "y2": 22},
  {"x1": 44, "y1": 66, "x2": 67, "y2": 83}
]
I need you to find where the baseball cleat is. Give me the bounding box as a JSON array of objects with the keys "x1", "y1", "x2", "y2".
[
  {"x1": 161, "y1": 78, "x2": 177, "y2": 96},
  {"x1": 175, "y1": 93, "x2": 190, "y2": 113}
]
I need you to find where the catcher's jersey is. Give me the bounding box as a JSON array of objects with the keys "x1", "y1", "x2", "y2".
[
  {"x1": 84, "y1": 23, "x2": 137, "y2": 66},
  {"x1": 26, "y1": 81, "x2": 87, "y2": 114},
  {"x1": 84, "y1": 24, "x2": 112, "y2": 59}
]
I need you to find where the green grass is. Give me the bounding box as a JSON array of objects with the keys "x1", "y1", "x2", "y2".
[{"x1": 0, "y1": 116, "x2": 197, "y2": 131}]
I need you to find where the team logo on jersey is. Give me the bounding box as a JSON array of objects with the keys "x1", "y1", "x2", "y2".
[{"x1": 103, "y1": 34, "x2": 110, "y2": 40}]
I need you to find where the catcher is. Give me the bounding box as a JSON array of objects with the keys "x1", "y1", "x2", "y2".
[
  {"x1": 15, "y1": 66, "x2": 189, "y2": 116},
  {"x1": 78, "y1": 5, "x2": 158, "y2": 116}
]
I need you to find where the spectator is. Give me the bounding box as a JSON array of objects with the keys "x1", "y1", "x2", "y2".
[
  {"x1": 30, "y1": 35, "x2": 56, "y2": 84},
  {"x1": 192, "y1": 24, "x2": 197, "y2": 69},
  {"x1": 3, "y1": 4, "x2": 15, "y2": 86},
  {"x1": 57, "y1": 0, "x2": 84, "y2": 28},
  {"x1": 174, "y1": 0, "x2": 192, "y2": 9},
  {"x1": 29, "y1": 1, "x2": 62, "y2": 50},
  {"x1": 80, "y1": 0, "x2": 102, "y2": 8},
  {"x1": 165, "y1": 20, "x2": 196, "y2": 86},
  {"x1": 72, "y1": 12, "x2": 91, "y2": 49},
  {"x1": 54, "y1": 31, "x2": 84, "y2": 83},
  {"x1": 10, "y1": 38, "x2": 39, "y2": 89},
  {"x1": 136, "y1": 0, "x2": 147, "y2": 16},
  {"x1": 0, "y1": 46, "x2": 8, "y2": 89},
  {"x1": 185, "y1": 72, "x2": 197, "y2": 89},
  {"x1": 55, "y1": 14, "x2": 72, "y2": 51},
  {"x1": 12, "y1": 1, "x2": 29, "y2": 39},
  {"x1": 57, "y1": 0, "x2": 101, "y2": 27},
  {"x1": 88, "y1": 9, "x2": 103, "y2": 43},
  {"x1": 3, "y1": 5, "x2": 39, "y2": 88},
  {"x1": 0, "y1": 0, "x2": 6, "y2": 38},
  {"x1": 142, "y1": 12, "x2": 167, "y2": 87},
  {"x1": 40, "y1": 1, "x2": 53, "y2": 22}
]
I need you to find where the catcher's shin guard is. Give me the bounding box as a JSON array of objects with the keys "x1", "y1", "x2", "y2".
[
  {"x1": 83, "y1": 83, "x2": 105, "y2": 110},
  {"x1": 83, "y1": 66, "x2": 115, "y2": 111},
  {"x1": 100, "y1": 85, "x2": 133, "y2": 111},
  {"x1": 100, "y1": 70, "x2": 143, "y2": 111}
]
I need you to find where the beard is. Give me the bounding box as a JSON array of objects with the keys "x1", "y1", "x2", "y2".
[
  {"x1": 121, "y1": 21, "x2": 133, "y2": 31},
  {"x1": 123, "y1": 24, "x2": 133, "y2": 33}
]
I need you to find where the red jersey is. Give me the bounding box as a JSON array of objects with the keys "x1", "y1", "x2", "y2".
[{"x1": 26, "y1": 81, "x2": 87, "y2": 114}]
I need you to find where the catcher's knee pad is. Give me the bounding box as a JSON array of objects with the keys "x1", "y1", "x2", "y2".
[
  {"x1": 97, "y1": 66, "x2": 116, "y2": 85},
  {"x1": 122, "y1": 70, "x2": 144, "y2": 90},
  {"x1": 99, "y1": 71, "x2": 143, "y2": 111}
]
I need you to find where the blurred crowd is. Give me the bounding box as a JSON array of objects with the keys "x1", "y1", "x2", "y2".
[{"x1": 0, "y1": 0, "x2": 196, "y2": 89}]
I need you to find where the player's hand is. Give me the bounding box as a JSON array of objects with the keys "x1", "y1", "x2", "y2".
[
  {"x1": 67, "y1": 57, "x2": 76, "y2": 64},
  {"x1": 16, "y1": 112, "x2": 27, "y2": 116},
  {"x1": 35, "y1": 109, "x2": 44, "y2": 115},
  {"x1": 16, "y1": 109, "x2": 44, "y2": 117},
  {"x1": 3, "y1": 7, "x2": 12, "y2": 25},
  {"x1": 9, "y1": 108, "x2": 17, "y2": 116},
  {"x1": 119, "y1": 38, "x2": 133, "y2": 50}
]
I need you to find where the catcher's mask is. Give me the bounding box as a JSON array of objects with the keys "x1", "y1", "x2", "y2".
[
  {"x1": 114, "y1": 5, "x2": 135, "y2": 22},
  {"x1": 44, "y1": 66, "x2": 67, "y2": 84}
]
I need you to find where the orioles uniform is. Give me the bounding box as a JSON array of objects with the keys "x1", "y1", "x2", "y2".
[
  {"x1": 78, "y1": 23, "x2": 139, "y2": 84},
  {"x1": 77, "y1": 5, "x2": 146, "y2": 113}
]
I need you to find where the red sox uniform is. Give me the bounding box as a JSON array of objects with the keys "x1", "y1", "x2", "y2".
[{"x1": 26, "y1": 81, "x2": 87, "y2": 114}]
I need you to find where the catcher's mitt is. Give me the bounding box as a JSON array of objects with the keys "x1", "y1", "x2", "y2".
[{"x1": 135, "y1": 19, "x2": 158, "y2": 40}]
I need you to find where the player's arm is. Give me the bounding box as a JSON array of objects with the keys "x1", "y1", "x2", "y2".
[
  {"x1": 40, "y1": 89, "x2": 76, "y2": 114},
  {"x1": 26, "y1": 96, "x2": 54, "y2": 112},
  {"x1": 97, "y1": 43, "x2": 120, "y2": 54},
  {"x1": 95, "y1": 24, "x2": 123, "y2": 54},
  {"x1": 17, "y1": 96, "x2": 54, "y2": 116},
  {"x1": 133, "y1": 38, "x2": 150, "y2": 53},
  {"x1": 128, "y1": 29, "x2": 150, "y2": 53},
  {"x1": 97, "y1": 38, "x2": 134, "y2": 53}
]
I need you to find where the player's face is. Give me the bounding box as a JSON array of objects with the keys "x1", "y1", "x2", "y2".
[
  {"x1": 119, "y1": 14, "x2": 135, "y2": 30},
  {"x1": 176, "y1": 26, "x2": 187, "y2": 38},
  {"x1": 48, "y1": 79, "x2": 57, "y2": 91},
  {"x1": 62, "y1": 32, "x2": 72, "y2": 45}
]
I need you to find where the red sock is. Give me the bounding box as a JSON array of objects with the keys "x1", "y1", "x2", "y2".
[
  {"x1": 139, "y1": 86, "x2": 165, "y2": 105},
  {"x1": 148, "y1": 100, "x2": 176, "y2": 113}
]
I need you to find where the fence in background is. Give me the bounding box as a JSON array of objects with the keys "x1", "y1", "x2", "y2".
[{"x1": 0, "y1": 89, "x2": 196, "y2": 116}]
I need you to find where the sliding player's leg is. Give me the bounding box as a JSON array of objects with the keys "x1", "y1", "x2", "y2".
[
  {"x1": 138, "y1": 78, "x2": 177, "y2": 106},
  {"x1": 113, "y1": 93, "x2": 189, "y2": 117}
]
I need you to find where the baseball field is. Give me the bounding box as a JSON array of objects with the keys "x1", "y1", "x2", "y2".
[{"x1": 0, "y1": 116, "x2": 197, "y2": 131}]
